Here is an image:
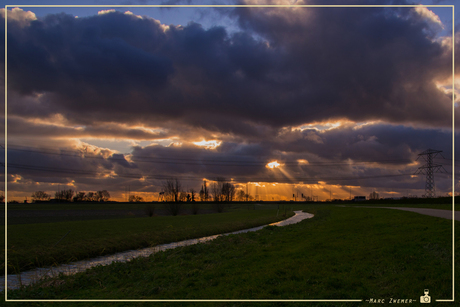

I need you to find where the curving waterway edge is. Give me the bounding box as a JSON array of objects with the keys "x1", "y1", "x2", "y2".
[{"x1": 2, "y1": 210, "x2": 314, "y2": 291}]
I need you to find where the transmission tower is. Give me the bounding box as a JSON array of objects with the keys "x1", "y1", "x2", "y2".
[{"x1": 414, "y1": 149, "x2": 447, "y2": 198}]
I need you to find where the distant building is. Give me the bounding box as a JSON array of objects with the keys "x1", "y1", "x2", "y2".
[
  {"x1": 353, "y1": 196, "x2": 366, "y2": 201},
  {"x1": 369, "y1": 191, "x2": 379, "y2": 200}
]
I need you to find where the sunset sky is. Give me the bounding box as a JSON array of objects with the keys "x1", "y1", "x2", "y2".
[{"x1": 2, "y1": 0, "x2": 459, "y2": 202}]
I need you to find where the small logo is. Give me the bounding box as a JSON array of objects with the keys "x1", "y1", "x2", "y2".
[{"x1": 420, "y1": 289, "x2": 431, "y2": 303}]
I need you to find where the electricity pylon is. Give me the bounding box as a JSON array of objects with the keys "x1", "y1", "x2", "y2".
[{"x1": 415, "y1": 149, "x2": 447, "y2": 198}]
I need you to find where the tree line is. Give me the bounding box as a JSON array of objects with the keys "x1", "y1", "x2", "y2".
[
  {"x1": 161, "y1": 177, "x2": 252, "y2": 203},
  {"x1": 160, "y1": 177, "x2": 253, "y2": 215},
  {"x1": 26, "y1": 177, "x2": 253, "y2": 205},
  {"x1": 31, "y1": 189, "x2": 111, "y2": 202}
]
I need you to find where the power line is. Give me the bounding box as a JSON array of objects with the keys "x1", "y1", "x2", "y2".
[
  {"x1": 2, "y1": 144, "x2": 414, "y2": 167},
  {"x1": 6, "y1": 161, "x2": 414, "y2": 184}
]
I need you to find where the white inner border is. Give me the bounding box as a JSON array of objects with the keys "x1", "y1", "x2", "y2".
[{"x1": 3, "y1": 3, "x2": 455, "y2": 303}]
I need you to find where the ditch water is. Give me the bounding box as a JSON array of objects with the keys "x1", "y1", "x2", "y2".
[{"x1": 2, "y1": 210, "x2": 314, "y2": 291}]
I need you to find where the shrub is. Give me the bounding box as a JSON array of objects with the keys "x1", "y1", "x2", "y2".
[
  {"x1": 144, "y1": 204, "x2": 155, "y2": 217},
  {"x1": 191, "y1": 202, "x2": 199, "y2": 215}
]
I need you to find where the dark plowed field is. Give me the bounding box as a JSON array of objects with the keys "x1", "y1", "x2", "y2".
[{"x1": 1, "y1": 208, "x2": 215, "y2": 225}]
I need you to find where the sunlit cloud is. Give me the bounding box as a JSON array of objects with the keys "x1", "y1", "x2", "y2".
[
  {"x1": 98, "y1": 9, "x2": 116, "y2": 15},
  {"x1": 352, "y1": 121, "x2": 379, "y2": 130},
  {"x1": 151, "y1": 138, "x2": 181, "y2": 147},
  {"x1": 167, "y1": 142, "x2": 183, "y2": 147},
  {"x1": 11, "y1": 174, "x2": 23, "y2": 183},
  {"x1": 0, "y1": 7, "x2": 36, "y2": 26},
  {"x1": 266, "y1": 161, "x2": 281, "y2": 169},
  {"x1": 124, "y1": 11, "x2": 143, "y2": 19},
  {"x1": 25, "y1": 114, "x2": 71, "y2": 128},
  {"x1": 297, "y1": 120, "x2": 354, "y2": 132},
  {"x1": 193, "y1": 140, "x2": 222, "y2": 149},
  {"x1": 414, "y1": 6, "x2": 444, "y2": 29}
]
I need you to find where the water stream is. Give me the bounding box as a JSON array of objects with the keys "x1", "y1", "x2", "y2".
[{"x1": 2, "y1": 211, "x2": 313, "y2": 291}]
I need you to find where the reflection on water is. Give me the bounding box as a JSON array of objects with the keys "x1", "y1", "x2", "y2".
[{"x1": 2, "y1": 211, "x2": 313, "y2": 291}]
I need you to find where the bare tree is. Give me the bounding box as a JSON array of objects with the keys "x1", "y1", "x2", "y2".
[
  {"x1": 222, "y1": 182, "x2": 236, "y2": 202},
  {"x1": 163, "y1": 178, "x2": 182, "y2": 202},
  {"x1": 189, "y1": 188, "x2": 196, "y2": 202},
  {"x1": 162, "y1": 178, "x2": 182, "y2": 216},
  {"x1": 86, "y1": 192, "x2": 96, "y2": 202},
  {"x1": 144, "y1": 204, "x2": 155, "y2": 217},
  {"x1": 96, "y1": 190, "x2": 110, "y2": 202},
  {"x1": 245, "y1": 193, "x2": 253, "y2": 201},
  {"x1": 237, "y1": 190, "x2": 245, "y2": 201},
  {"x1": 31, "y1": 191, "x2": 50, "y2": 202},
  {"x1": 179, "y1": 191, "x2": 187, "y2": 202},
  {"x1": 73, "y1": 191, "x2": 86, "y2": 202},
  {"x1": 199, "y1": 180, "x2": 209, "y2": 201},
  {"x1": 54, "y1": 191, "x2": 62, "y2": 201},
  {"x1": 229, "y1": 185, "x2": 236, "y2": 201},
  {"x1": 55, "y1": 189, "x2": 74, "y2": 202},
  {"x1": 212, "y1": 177, "x2": 233, "y2": 213},
  {"x1": 211, "y1": 177, "x2": 226, "y2": 202},
  {"x1": 129, "y1": 195, "x2": 144, "y2": 202}
]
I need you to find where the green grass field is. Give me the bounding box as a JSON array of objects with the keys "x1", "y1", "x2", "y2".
[
  {"x1": 3, "y1": 204, "x2": 293, "y2": 274},
  {"x1": 6, "y1": 203, "x2": 458, "y2": 306}
]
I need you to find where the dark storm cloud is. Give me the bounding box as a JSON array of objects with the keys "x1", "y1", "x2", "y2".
[
  {"x1": 231, "y1": 3, "x2": 455, "y2": 124},
  {"x1": 7, "y1": 116, "x2": 170, "y2": 140},
  {"x1": 3, "y1": 4, "x2": 457, "y2": 137},
  {"x1": 3, "y1": 4, "x2": 457, "y2": 199},
  {"x1": 5, "y1": 142, "x2": 146, "y2": 194},
  {"x1": 129, "y1": 142, "x2": 271, "y2": 179},
  {"x1": 108, "y1": 153, "x2": 137, "y2": 168},
  {"x1": 6, "y1": 11, "x2": 173, "y2": 111},
  {"x1": 272, "y1": 123, "x2": 457, "y2": 162}
]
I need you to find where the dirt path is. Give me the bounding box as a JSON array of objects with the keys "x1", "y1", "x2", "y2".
[{"x1": 369, "y1": 207, "x2": 460, "y2": 221}]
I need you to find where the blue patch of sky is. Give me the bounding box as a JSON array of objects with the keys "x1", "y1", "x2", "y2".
[
  {"x1": 8, "y1": 0, "x2": 239, "y2": 33},
  {"x1": 80, "y1": 138, "x2": 157, "y2": 154},
  {"x1": 11, "y1": 0, "x2": 456, "y2": 39}
]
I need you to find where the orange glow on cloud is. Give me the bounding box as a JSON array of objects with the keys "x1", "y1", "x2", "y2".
[
  {"x1": 266, "y1": 161, "x2": 281, "y2": 169},
  {"x1": 193, "y1": 140, "x2": 222, "y2": 149}
]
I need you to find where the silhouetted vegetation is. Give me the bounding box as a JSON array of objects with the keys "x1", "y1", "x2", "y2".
[
  {"x1": 31, "y1": 191, "x2": 50, "y2": 202},
  {"x1": 144, "y1": 204, "x2": 155, "y2": 217},
  {"x1": 55, "y1": 189, "x2": 74, "y2": 202},
  {"x1": 236, "y1": 190, "x2": 245, "y2": 201},
  {"x1": 129, "y1": 195, "x2": 144, "y2": 202},
  {"x1": 162, "y1": 178, "x2": 183, "y2": 215},
  {"x1": 73, "y1": 191, "x2": 86, "y2": 202},
  {"x1": 199, "y1": 181, "x2": 209, "y2": 201},
  {"x1": 31, "y1": 190, "x2": 111, "y2": 203},
  {"x1": 191, "y1": 202, "x2": 200, "y2": 215},
  {"x1": 210, "y1": 177, "x2": 236, "y2": 212}
]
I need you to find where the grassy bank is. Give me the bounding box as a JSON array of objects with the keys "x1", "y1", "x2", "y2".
[
  {"x1": 4, "y1": 206, "x2": 293, "y2": 274},
  {"x1": 345, "y1": 197, "x2": 456, "y2": 211},
  {"x1": 7, "y1": 204, "x2": 457, "y2": 306}
]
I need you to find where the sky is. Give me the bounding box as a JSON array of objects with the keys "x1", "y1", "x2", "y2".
[{"x1": 1, "y1": 0, "x2": 459, "y2": 202}]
